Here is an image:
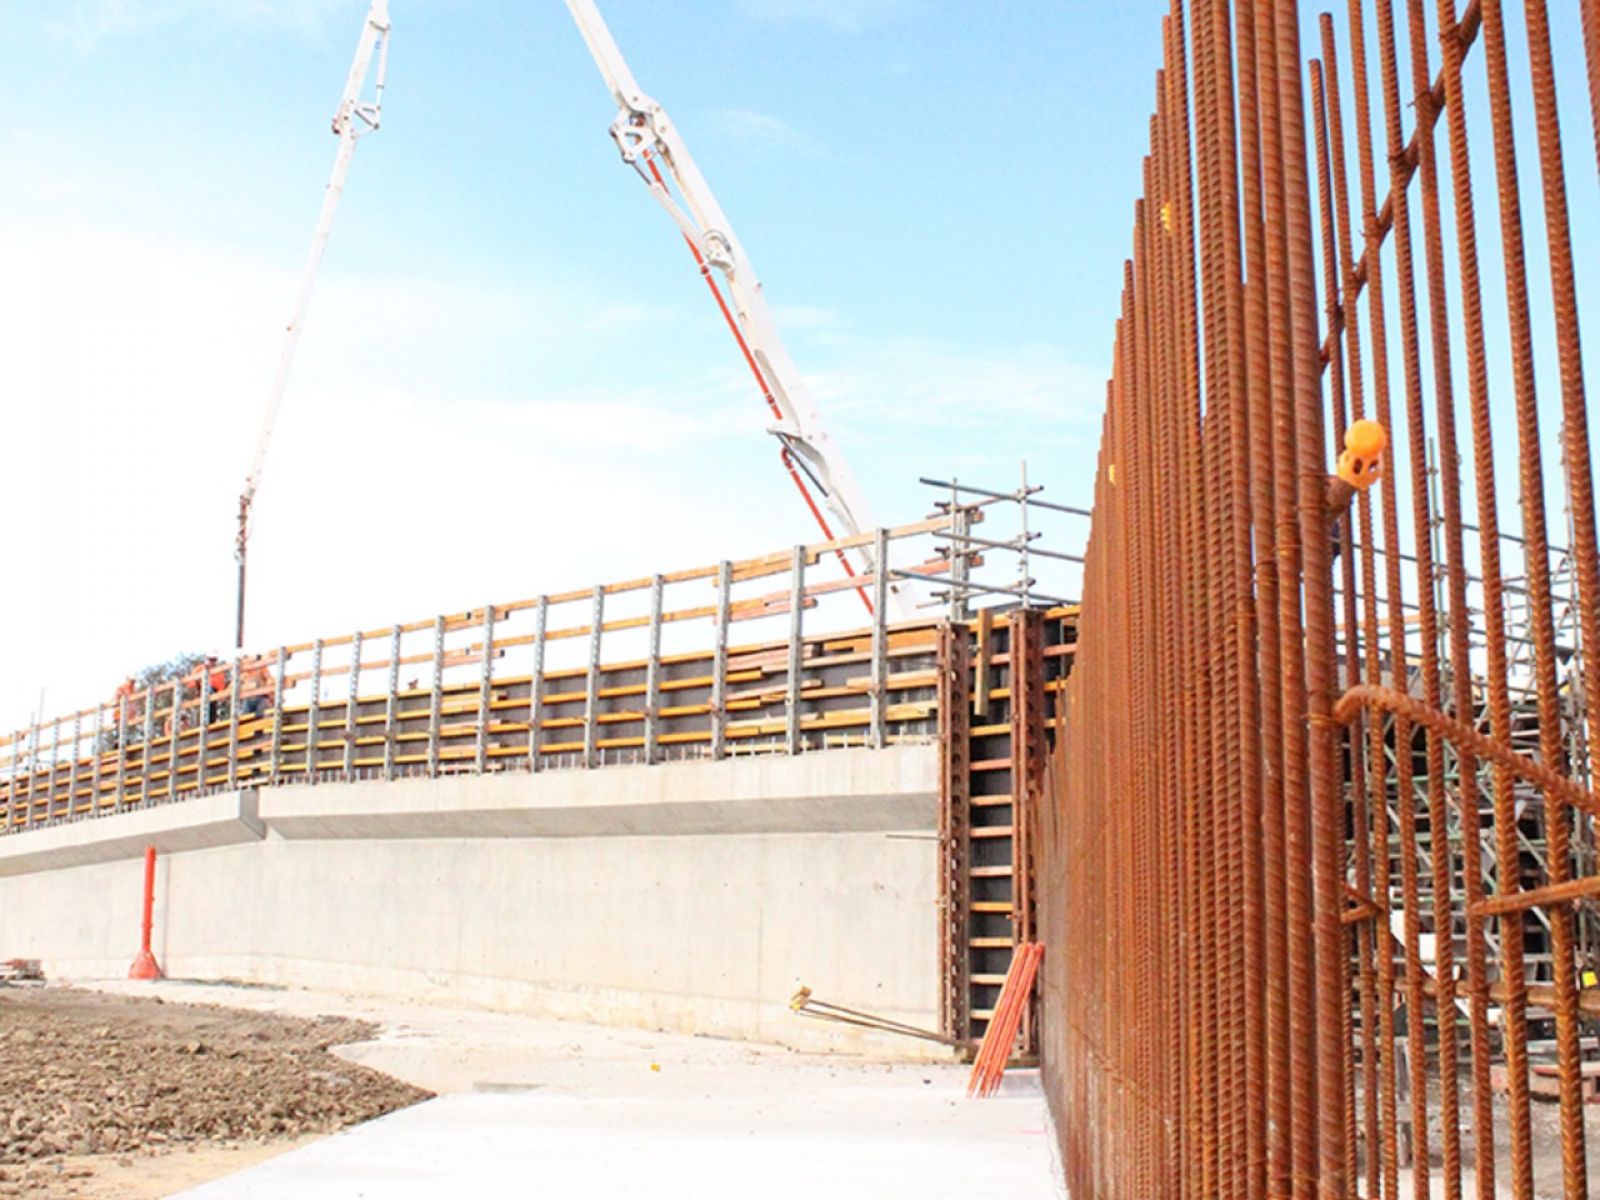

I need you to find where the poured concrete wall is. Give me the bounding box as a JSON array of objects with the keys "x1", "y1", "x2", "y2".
[{"x1": 0, "y1": 747, "x2": 946, "y2": 1057}]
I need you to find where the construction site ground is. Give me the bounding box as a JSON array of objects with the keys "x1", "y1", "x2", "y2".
[
  {"x1": 6, "y1": 980, "x2": 1062, "y2": 1198},
  {"x1": 0, "y1": 985, "x2": 428, "y2": 1199}
]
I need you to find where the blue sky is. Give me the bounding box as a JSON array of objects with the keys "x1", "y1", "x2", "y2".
[
  {"x1": 0, "y1": 0, "x2": 1594, "y2": 729},
  {"x1": 0, "y1": 0, "x2": 1158, "y2": 724}
]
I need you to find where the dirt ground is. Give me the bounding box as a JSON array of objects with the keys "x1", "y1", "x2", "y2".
[{"x1": 0, "y1": 986, "x2": 430, "y2": 1199}]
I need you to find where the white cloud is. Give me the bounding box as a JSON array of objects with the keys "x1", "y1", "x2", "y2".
[
  {"x1": 802, "y1": 333, "x2": 1106, "y2": 430},
  {"x1": 0, "y1": 218, "x2": 1104, "y2": 733},
  {"x1": 767, "y1": 309, "x2": 1106, "y2": 436},
  {"x1": 466, "y1": 393, "x2": 748, "y2": 451},
  {"x1": 0, "y1": 222, "x2": 785, "y2": 729},
  {"x1": 706, "y1": 109, "x2": 829, "y2": 159}
]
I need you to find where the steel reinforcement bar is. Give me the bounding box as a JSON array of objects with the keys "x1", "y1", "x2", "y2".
[{"x1": 1041, "y1": 2, "x2": 1600, "y2": 1197}]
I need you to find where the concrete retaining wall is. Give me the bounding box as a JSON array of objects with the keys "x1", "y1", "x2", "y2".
[{"x1": 0, "y1": 747, "x2": 946, "y2": 1057}]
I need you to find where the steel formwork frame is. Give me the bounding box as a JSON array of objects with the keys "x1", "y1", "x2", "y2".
[
  {"x1": 0, "y1": 491, "x2": 1074, "y2": 834},
  {"x1": 1043, "y1": 2, "x2": 1600, "y2": 1198},
  {"x1": 0, "y1": 518, "x2": 957, "y2": 826},
  {"x1": 938, "y1": 625, "x2": 974, "y2": 1045}
]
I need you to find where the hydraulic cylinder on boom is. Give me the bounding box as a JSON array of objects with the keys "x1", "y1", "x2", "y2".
[{"x1": 563, "y1": 0, "x2": 913, "y2": 620}]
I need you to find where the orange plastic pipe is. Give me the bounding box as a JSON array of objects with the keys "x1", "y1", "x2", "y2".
[{"x1": 128, "y1": 845, "x2": 163, "y2": 981}]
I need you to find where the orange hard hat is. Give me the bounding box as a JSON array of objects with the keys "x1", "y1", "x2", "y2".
[{"x1": 1337, "y1": 419, "x2": 1387, "y2": 490}]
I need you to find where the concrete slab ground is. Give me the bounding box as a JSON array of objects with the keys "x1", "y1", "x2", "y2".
[{"x1": 84, "y1": 980, "x2": 1063, "y2": 1199}]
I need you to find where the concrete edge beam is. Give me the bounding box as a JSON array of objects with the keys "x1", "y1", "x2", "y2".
[
  {"x1": 259, "y1": 745, "x2": 938, "y2": 840},
  {"x1": 0, "y1": 745, "x2": 938, "y2": 857},
  {"x1": 0, "y1": 790, "x2": 265, "y2": 877},
  {"x1": 260, "y1": 793, "x2": 935, "y2": 840}
]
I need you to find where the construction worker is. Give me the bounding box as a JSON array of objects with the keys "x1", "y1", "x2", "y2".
[
  {"x1": 1329, "y1": 419, "x2": 1386, "y2": 509},
  {"x1": 184, "y1": 656, "x2": 228, "y2": 724},
  {"x1": 239, "y1": 656, "x2": 274, "y2": 720},
  {"x1": 208, "y1": 659, "x2": 228, "y2": 722},
  {"x1": 1328, "y1": 419, "x2": 1387, "y2": 562},
  {"x1": 159, "y1": 689, "x2": 185, "y2": 740}
]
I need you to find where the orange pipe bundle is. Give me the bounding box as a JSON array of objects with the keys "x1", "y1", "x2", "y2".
[{"x1": 967, "y1": 942, "x2": 1042, "y2": 1099}]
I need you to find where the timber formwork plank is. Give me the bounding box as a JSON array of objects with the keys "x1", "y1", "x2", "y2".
[{"x1": 1, "y1": 621, "x2": 947, "y2": 821}]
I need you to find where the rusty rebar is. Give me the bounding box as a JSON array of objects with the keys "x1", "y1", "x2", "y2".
[
  {"x1": 1318, "y1": 18, "x2": 1384, "y2": 1194},
  {"x1": 1584, "y1": 0, "x2": 1600, "y2": 181},
  {"x1": 1526, "y1": 2, "x2": 1597, "y2": 1184},
  {"x1": 1040, "y1": 4, "x2": 1598, "y2": 1196},
  {"x1": 1310, "y1": 55, "x2": 1360, "y2": 1192},
  {"x1": 1403, "y1": 0, "x2": 1470, "y2": 1190}
]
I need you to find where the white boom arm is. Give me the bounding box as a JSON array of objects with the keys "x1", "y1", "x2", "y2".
[
  {"x1": 563, "y1": 0, "x2": 912, "y2": 619},
  {"x1": 234, "y1": 0, "x2": 391, "y2": 647}
]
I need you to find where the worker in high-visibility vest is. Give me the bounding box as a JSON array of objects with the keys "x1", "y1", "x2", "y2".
[
  {"x1": 185, "y1": 657, "x2": 229, "y2": 724},
  {"x1": 239, "y1": 656, "x2": 274, "y2": 720}
]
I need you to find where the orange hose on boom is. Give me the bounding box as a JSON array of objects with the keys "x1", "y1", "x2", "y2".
[{"x1": 643, "y1": 154, "x2": 873, "y2": 614}]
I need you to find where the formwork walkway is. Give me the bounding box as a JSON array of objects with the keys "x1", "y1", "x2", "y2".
[{"x1": 85, "y1": 981, "x2": 1062, "y2": 1199}]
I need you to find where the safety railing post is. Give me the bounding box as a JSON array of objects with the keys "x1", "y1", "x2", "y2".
[
  {"x1": 12, "y1": 731, "x2": 23, "y2": 828},
  {"x1": 93, "y1": 705, "x2": 106, "y2": 812},
  {"x1": 166, "y1": 682, "x2": 180, "y2": 803},
  {"x1": 48, "y1": 718, "x2": 61, "y2": 821},
  {"x1": 786, "y1": 546, "x2": 805, "y2": 755},
  {"x1": 140, "y1": 689, "x2": 155, "y2": 805},
  {"x1": 936, "y1": 623, "x2": 973, "y2": 1044},
  {"x1": 384, "y1": 625, "x2": 400, "y2": 781},
  {"x1": 4, "y1": 732, "x2": 19, "y2": 832},
  {"x1": 67, "y1": 713, "x2": 81, "y2": 817},
  {"x1": 644, "y1": 575, "x2": 664, "y2": 766},
  {"x1": 23, "y1": 724, "x2": 37, "y2": 825},
  {"x1": 307, "y1": 639, "x2": 324, "y2": 785},
  {"x1": 584, "y1": 587, "x2": 604, "y2": 769},
  {"x1": 227, "y1": 656, "x2": 241, "y2": 790},
  {"x1": 6, "y1": 734, "x2": 18, "y2": 830},
  {"x1": 711, "y1": 561, "x2": 731, "y2": 760},
  {"x1": 4, "y1": 732, "x2": 16, "y2": 831},
  {"x1": 428, "y1": 616, "x2": 445, "y2": 778},
  {"x1": 196, "y1": 669, "x2": 210, "y2": 793},
  {"x1": 528, "y1": 597, "x2": 548, "y2": 773},
  {"x1": 90, "y1": 705, "x2": 103, "y2": 810},
  {"x1": 115, "y1": 699, "x2": 128, "y2": 809},
  {"x1": 269, "y1": 649, "x2": 286, "y2": 786},
  {"x1": 949, "y1": 503, "x2": 971, "y2": 624},
  {"x1": 37, "y1": 722, "x2": 49, "y2": 823},
  {"x1": 8, "y1": 734, "x2": 19, "y2": 829},
  {"x1": 476, "y1": 604, "x2": 495, "y2": 774},
  {"x1": 870, "y1": 528, "x2": 890, "y2": 749},
  {"x1": 344, "y1": 631, "x2": 363, "y2": 781}
]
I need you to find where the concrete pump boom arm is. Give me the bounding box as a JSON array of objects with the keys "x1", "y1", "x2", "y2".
[
  {"x1": 233, "y1": 0, "x2": 389, "y2": 649},
  {"x1": 563, "y1": 0, "x2": 912, "y2": 619},
  {"x1": 239, "y1": 0, "x2": 390, "y2": 531}
]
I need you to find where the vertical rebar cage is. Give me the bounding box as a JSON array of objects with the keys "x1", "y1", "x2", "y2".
[{"x1": 1043, "y1": 1, "x2": 1600, "y2": 1197}]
